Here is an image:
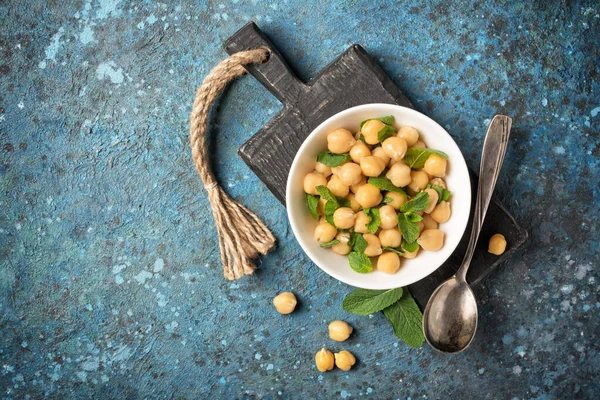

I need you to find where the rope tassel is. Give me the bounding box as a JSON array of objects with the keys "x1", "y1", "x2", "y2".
[{"x1": 189, "y1": 48, "x2": 276, "y2": 280}]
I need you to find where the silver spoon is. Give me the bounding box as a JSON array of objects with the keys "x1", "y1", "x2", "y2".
[{"x1": 423, "y1": 115, "x2": 512, "y2": 354}]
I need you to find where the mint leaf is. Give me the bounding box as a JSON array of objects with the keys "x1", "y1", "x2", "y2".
[
  {"x1": 368, "y1": 176, "x2": 407, "y2": 194},
  {"x1": 349, "y1": 232, "x2": 367, "y2": 253},
  {"x1": 377, "y1": 125, "x2": 396, "y2": 143},
  {"x1": 398, "y1": 213, "x2": 419, "y2": 243},
  {"x1": 382, "y1": 246, "x2": 404, "y2": 255},
  {"x1": 320, "y1": 239, "x2": 340, "y2": 248},
  {"x1": 401, "y1": 239, "x2": 419, "y2": 253},
  {"x1": 382, "y1": 289, "x2": 424, "y2": 348},
  {"x1": 383, "y1": 196, "x2": 393, "y2": 204},
  {"x1": 364, "y1": 208, "x2": 381, "y2": 234},
  {"x1": 404, "y1": 148, "x2": 448, "y2": 169},
  {"x1": 317, "y1": 150, "x2": 350, "y2": 167},
  {"x1": 359, "y1": 133, "x2": 367, "y2": 143},
  {"x1": 306, "y1": 194, "x2": 319, "y2": 220},
  {"x1": 337, "y1": 197, "x2": 351, "y2": 208},
  {"x1": 359, "y1": 115, "x2": 395, "y2": 130},
  {"x1": 427, "y1": 184, "x2": 444, "y2": 203},
  {"x1": 324, "y1": 200, "x2": 338, "y2": 226},
  {"x1": 400, "y1": 191, "x2": 429, "y2": 213},
  {"x1": 316, "y1": 185, "x2": 338, "y2": 205},
  {"x1": 342, "y1": 287, "x2": 403, "y2": 316},
  {"x1": 347, "y1": 252, "x2": 373, "y2": 274},
  {"x1": 442, "y1": 189, "x2": 451, "y2": 201},
  {"x1": 406, "y1": 212, "x2": 423, "y2": 223}
]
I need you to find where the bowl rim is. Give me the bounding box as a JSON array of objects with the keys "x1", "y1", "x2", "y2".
[{"x1": 285, "y1": 103, "x2": 471, "y2": 289}]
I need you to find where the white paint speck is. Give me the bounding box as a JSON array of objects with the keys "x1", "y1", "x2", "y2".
[
  {"x1": 146, "y1": 14, "x2": 157, "y2": 25},
  {"x1": 17, "y1": 102, "x2": 24, "y2": 109},
  {"x1": 561, "y1": 284, "x2": 574, "y2": 294},
  {"x1": 591, "y1": 106, "x2": 600, "y2": 117},
  {"x1": 554, "y1": 146, "x2": 565, "y2": 154},
  {"x1": 266, "y1": 364, "x2": 273, "y2": 370},
  {"x1": 115, "y1": 275, "x2": 124, "y2": 285},
  {"x1": 542, "y1": 98, "x2": 548, "y2": 107},
  {"x1": 80, "y1": 25, "x2": 95, "y2": 44},
  {"x1": 134, "y1": 270, "x2": 153, "y2": 284},
  {"x1": 512, "y1": 365, "x2": 522, "y2": 375},
  {"x1": 255, "y1": 353, "x2": 262, "y2": 360},
  {"x1": 153, "y1": 258, "x2": 164, "y2": 273},
  {"x1": 112, "y1": 264, "x2": 126, "y2": 274},
  {"x1": 137, "y1": 21, "x2": 145, "y2": 29},
  {"x1": 96, "y1": 61, "x2": 124, "y2": 84}
]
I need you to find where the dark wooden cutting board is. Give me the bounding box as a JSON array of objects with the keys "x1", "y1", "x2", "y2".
[{"x1": 225, "y1": 22, "x2": 528, "y2": 308}]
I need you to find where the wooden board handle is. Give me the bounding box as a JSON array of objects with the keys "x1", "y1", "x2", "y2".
[{"x1": 224, "y1": 22, "x2": 306, "y2": 104}]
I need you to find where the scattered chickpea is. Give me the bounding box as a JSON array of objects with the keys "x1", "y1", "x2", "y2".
[
  {"x1": 379, "y1": 228, "x2": 402, "y2": 248},
  {"x1": 423, "y1": 188, "x2": 439, "y2": 214},
  {"x1": 384, "y1": 191, "x2": 408, "y2": 210},
  {"x1": 303, "y1": 172, "x2": 327, "y2": 195},
  {"x1": 361, "y1": 119, "x2": 386, "y2": 144},
  {"x1": 397, "y1": 126, "x2": 420, "y2": 147},
  {"x1": 408, "y1": 170, "x2": 430, "y2": 192},
  {"x1": 424, "y1": 154, "x2": 447, "y2": 177},
  {"x1": 377, "y1": 251, "x2": 401, "y2": 274},
  {"x1": 412, "y1": 139, "x2": 427, "y2": 148},
  {"x1": 430, "y1": 201, "x2": 451, "y2": 223},
  {"x1": 371, "y1": 146, "x2": 391, "y2": 165},
  {"x1": 328, "y1": 320, "x2": 353, "y2": 342},
  {"x1": 315, "y1": 348, "x2": 335, "y2": 372},
  {"x1": 337, "y1": 162, "x2": 363, "y2": 186},
  {"x1": 327, "y1": 175, "x2": 350, "y2": 197},
  {"x1": 331, "y1": 232, "x2": 352, "y2": 255},
  {"x1": 346, "y1": 193, "x2": 361, "y2": 212},
  {"x1": 403, "y1": 246, "x2": 419, "y2": 258},
  {"x1": 355, "y1": 184, "x2": 382, "y2": 208},
  {"x1": 334, "y1": 350, "x2": 356, "y2": 371},
  {"x1": 360, "y1": 156, "x2": 386, "y2": 177},
  {"x1": 488, "y1": 233, "x2": 507, "y2": 255},
  {"x1": 315, "y1": 161, "x2": 332, "y2": 177},
  {"x1": 353, "y1": 211, "x2": 370, "y2": 234},
  {"x1": 333, "y1": 207, "x2": 356, "y2": 229},
  {"x1": 273, "y1": 292, "x2": 297, "y2": 315},
  {"x1": 378, "y1": 205, "x2": 398, "y2": 230},
  {"x1": 363, "y1": 233, "x2": 382, "y2": 257},
  {"x1": 429, "y1": 177, "x2": 446, "y2": 189},
  {"x1": 314, "y1": 223, "x2": 337, "y2": 243},
  {"x1": 327, "y1": 128, "x2": 356, "y2": 154},
  {"x1": 386, "y1": 163, "x2": 412, "y2": 188},
  {"x1": 382, "y1": 136, "x2": 408, "y2": 161},
  {"x1": 350, "y1": 175, "x2": 367, "y2": 194},
  {"x1": 417, "y1": 229, "x2": 445, "y2": 251},
  {"x1": 422, "y1": 214, "x2": 438, "y2": 230},
  {"x1": 349, "y1": 142, "x2": 371, "y2": 163}
]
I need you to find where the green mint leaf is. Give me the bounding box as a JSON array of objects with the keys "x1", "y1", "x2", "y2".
[
  {"x1": 359, "y1": 133, "x2": 367, "y2": 144},
  {"x1": 382, "y1": 289, "x2": 424, "y2": 348},
  {"x1": 427, "y1": 184, "x2": 444, "y2": 204},
  {"x1": 337, "y1": 197, "x2": 351, "y2": 208},
  {"x1": 377, "y1": 125, "x2": 396, "y2": 143},
  {"x1": 400, "y1": 191, "x2": 429, "y2": 213},
  {"x1": 317, "y1": 150, "x2": 350, "y2": 167},
  {"x1": 442, "y1": 189, "x2": 451, "y2": 201},
  {"x1": 406, "y1": 212, "x2": 423, "y2": 223},
  {"x1": 342, "y1": 287, "x2": 403, "y2": 316},
  {"x1": 320, "y1": 239, "x2": 340, "y2": 248},
  {"x1": 398, "y1": 213, "x2": 419, "y2": 243},
  {"x1": 383, "y1": 196, "x2": 393, "y2": 204},
  {"x1": 347, "y1": 251, "x2": 373, "y2": 274},
  {"x1": 349, "y1": 232, "x2": 368, "y2": 253},
  {"x1": 401, "y1": 239, "x2": 419, "y2": 253},
  {"x1": 382, "y1": 246, "x2": 404, "y2": 255},
  {"x1": 359, "y1": 115, "x2": 395, "y2": 129},
  {"x1": 324, "y1": 200, "x2": 339, "y2": 226},
  {"x1": 316, "y1": 185, "x2": 338, "y2": 205},
  {"x1": 404, "y1": 148, "x2": 449, "y2": 169},
  {"x1": 364, "y1": 208, "x2": 381, "y2": 234},
  {"x1": 306, "y1": 194, "x2": 319, "y2": 220},
  {"x1": 368, "y1": 177, "x2": 407, "y2": 194}
]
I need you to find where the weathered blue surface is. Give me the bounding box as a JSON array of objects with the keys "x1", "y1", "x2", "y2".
[{"x1": 1, "y1": 0, "x2": 599, "y2": 398}]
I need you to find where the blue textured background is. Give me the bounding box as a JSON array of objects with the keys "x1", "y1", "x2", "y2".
[{"x1": 1, "y1": 1, "x2": 599, "y2": 398}]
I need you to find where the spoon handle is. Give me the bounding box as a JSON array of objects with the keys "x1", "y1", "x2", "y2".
[{"x1": 456, "y1": 115, "x2": 512, "y2": 281}]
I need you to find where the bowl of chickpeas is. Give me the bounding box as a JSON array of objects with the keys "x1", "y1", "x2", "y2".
[{"x1": 286, "y1": 103, "x2": 471, "y2": 290}]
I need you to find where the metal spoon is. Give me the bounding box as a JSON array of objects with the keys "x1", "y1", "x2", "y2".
[{"x1": 423, "y1": 115, "x2": 512, "y2": 354}]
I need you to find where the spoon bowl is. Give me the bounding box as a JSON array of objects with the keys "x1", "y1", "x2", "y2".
[{"x1": 422, "y1": 276, "x2": 478, "y2": 353}]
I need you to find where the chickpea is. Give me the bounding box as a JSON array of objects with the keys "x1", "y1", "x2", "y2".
[
  {"x1": 423, "y1": 188, "x2": 440, "y2": 214},
  {"x1": 384, "y1": 191, "x2": 408, "y2": 210},
  {"x1": 332, "y1": 232, "x2": 352, "y2": 255},
  {"x1": 363, "y1": 233, "x2": 382, "y2": 257},
  {"x1": 362, "y1": 119, "x2": 386, "y2": 145},
  {"x1": 407, "y1": 171, "x2": 429, "y2": 193},
  {"x1": 317, "y1": 197, "x2": 327, "y2": 215},
  {"x1": 346, "y1": 193, "x2": 361, "y2": 212},
  {"x1": 315, "y1": 348, "x2": 335, "y2": 372},
  {"x1": 371, "y1": 146, "x2": 391, "y2": 165},
  {"x1": 330, "y1": 162, "x2": 348, "y2": 177},
  {"x1": 327, "y1": 175, "x2": 350, "y2": 197},
  {"x1": 417, "y1": 221, "x2": 425, "y2": 236},
  {"x1": 382, "y1": 136, "x2": 408, "y2": 161},
  {"x1": 273, "y1": 292, "x2": 297, "y2": 314},
  {"x1": 327, "y1": 128, "x2": 356, "y2": 154},
  {"x1": 360, "y1": 156, "x2": 386, "y2": 177},
  {"x1": 411, "y1": 139, "x2": 427, "y2": 148},
  {"x1": 386, "y1": 163, "x2": 412, "y2": 188},
  {"x1": 488, "y1": 233, "x2": 507, "y2": 255},
  {"x1": 355, "y1": 184, "x2": 382, "y2": 208},
  {"x1": 417, "y1": 229, "x2": 445, "y2": 251},
  {"x1": 379, "y1": 205, "x2": 398, "y2": 230},
  {"x1": 319, "y1": 216, "x2": 328, "y2": 225},
  {"x1": 350, "y1": 175, "x2": 367, "y2": 194},
  {"x1": 422, "y1": 214, "x2": 438, "y2": 230},
  {"x1": 337, "y1": 162, "x2": 363, "y2": 186},
  {"x1": 303, "y1": 172, "x2": 327, "y2": 195},
  {"x1": 328, "y1": 320, "x2": 353, "y2": 342},
  {"x1": 430, "y1": 201, "x2": 451, "y2": 223},
  {"x1": 429, "y1": 177, "x2": 447, "y2": 189},
  {"x1": 349, "y1": 142, "x2": 371, "y2": 163},
  {"x1": 314, "y1": 223, "x2": 338, "y2": 243},
  {"x1": 424, "y1": 154, "x2": 447, "y2": 177},
  {"x1": 315, "y1": 161, "x2": 332, "y2": 177},
  {"x1": 377, "y1": 251, "x2": 401, "y2": 274},
  {"x1": 334, "y1": 350, "x2": 356, "y2": 371},
  {"x1": 379, "y1": 228, "x2": 402, "y2": 248},
  {"x1": 353, "y1": 211, "x2": 370, "y2": 234},
  {"x1": 397, "y1": 126, "x2": 420, "y2": 147},
  {"x1": 333, "y1": 207, "x2": 356, "y2": 229},
  {"x1": 402, "y1": 246, "x2": 419, "y2": 258}
]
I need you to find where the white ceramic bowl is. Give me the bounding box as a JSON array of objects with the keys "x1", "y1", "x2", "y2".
[{"x1": 286, "y1": 104, "x2": 471, "y2": 289}]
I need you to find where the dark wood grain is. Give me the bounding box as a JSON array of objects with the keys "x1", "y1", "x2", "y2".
[{"x1": 225, "y1": 22, "x2": 528, "y2": 308}]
